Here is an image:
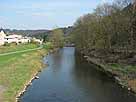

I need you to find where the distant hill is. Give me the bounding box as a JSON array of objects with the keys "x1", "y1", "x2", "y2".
[{"x1": 4, "y1": 26, "x2": 73, "y2": 39}]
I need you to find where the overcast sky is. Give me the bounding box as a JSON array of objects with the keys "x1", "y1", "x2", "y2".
[{"x1": 0, "y1": 0, "x2": 109, "y2": 30}]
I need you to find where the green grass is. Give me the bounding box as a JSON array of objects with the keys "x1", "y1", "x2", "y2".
[
  {"x1": 43, "y1": 42, "x2": 53, "y2": 50},
  {"x1": 109, "y1": 63, "x2": 125, "y2": 73},
  {"x1": 0, "y1": 43, "x2": 49, "y2": 102},
  {"x1": 109, "y1": 63, "x2": 136, "y2": 74},
  {"x1": 0, "y1": 43, "x2": 39, "y2": 54},
  {"x1": 104, "y1": 63, "x2": 136, "y2": 92}
]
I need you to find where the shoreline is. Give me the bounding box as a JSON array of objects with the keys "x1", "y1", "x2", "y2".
[
  {"x1": 81, "y1": 54, "x2": 136, "y2": 95},
  {"x1": 0, "y1": 42, "x2": 58, "y2": 101},
  {"x1": 15, "y1": 48, "x2": 61, "y2": 102},
  {"x1": 15, "y1": 49, "x2": 54, "y2": 102},
  {"x1": 15, "y1": 58, "x2": 48, "y2": 102},
  {"x1": 16, "y1": 69, "x2": 43, "y2": 102}
]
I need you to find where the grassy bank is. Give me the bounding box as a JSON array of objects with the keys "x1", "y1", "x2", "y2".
[
  {"x1": 0, "y1": 43, "x2": 49, "y2": 102},
  {"x1": 84, "y1": 56, "x2": 136, "y2": 93},
  {"x1": 108, "y1": 63, "x2": 136, "y2": 92}
]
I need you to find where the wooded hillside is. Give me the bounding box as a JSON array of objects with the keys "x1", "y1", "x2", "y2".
[{"x1": 72, "y1": 0, "x2": 136, "y2": 63}]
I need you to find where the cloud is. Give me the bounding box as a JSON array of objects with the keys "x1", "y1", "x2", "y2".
[
  {"x1": 0, "y1": 16, "x2": 9, "y2": 28},
  {"x1": 0, "y1": 0, "x2": 100, "y2": 29},
  {"x1": 101, "y1": 0, "x2": 113, "y2": 4}
]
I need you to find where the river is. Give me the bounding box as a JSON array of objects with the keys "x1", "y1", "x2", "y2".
[{"x1": 21, "y1": 47, "x2": 136, "y2": 102}]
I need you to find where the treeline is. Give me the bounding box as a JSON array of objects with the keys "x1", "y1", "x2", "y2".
[
  {"x1": 48, "y1": 28, "x2": 65, "y2": 48},
  {"x1": 47, "y1": 27, "x2": 73, "y2": 48},
  {"x1": 72, "y1": 0, "x2": 136, "y2": 56}
]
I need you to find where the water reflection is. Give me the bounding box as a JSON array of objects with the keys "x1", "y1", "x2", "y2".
[
  {"x1": 21, "y1": 47, "x2": 136, "y2": 102},
  {"x1": 72, "y1": 55, "x2": 136, "y2": 102}
]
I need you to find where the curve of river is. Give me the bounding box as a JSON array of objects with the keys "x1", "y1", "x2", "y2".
[{"x1": 21, "y1": 47, "x2": 136, "y2": 102}]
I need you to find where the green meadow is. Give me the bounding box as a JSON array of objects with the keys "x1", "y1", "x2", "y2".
[{"x1": 0, "y1": 43, "x2": 49, "y2": 102}]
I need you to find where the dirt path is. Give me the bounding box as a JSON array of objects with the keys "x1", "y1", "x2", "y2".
[{"x1": 0, "y1": 85, "x2": 6, "y2": 102}]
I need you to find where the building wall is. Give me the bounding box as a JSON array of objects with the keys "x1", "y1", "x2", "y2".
[
  {"x1": 0, "y1": 30, "x2": 42, "y2": 46},
  {"x1": 0, "y1": 30, "x2": 6, "y2": 45}
]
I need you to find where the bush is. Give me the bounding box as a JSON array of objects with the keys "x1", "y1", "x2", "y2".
[{"x1": 43, "y1": 42, "x2": 53, "y2": 50}]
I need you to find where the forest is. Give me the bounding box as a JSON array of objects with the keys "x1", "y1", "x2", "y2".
[{"x1": 72, "y1": 0, "x2": 136, "y2": 63}]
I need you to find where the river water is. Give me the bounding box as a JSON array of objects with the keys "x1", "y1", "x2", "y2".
[{"x1": 21, "y1": 47, "x2": 136, "y2": 102}]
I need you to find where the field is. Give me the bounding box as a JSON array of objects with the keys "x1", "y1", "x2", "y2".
[
  {"x1": 0, "y1": 43, "x2": 49, "y2": 102},
  {"x1": 0, "y1": 43, "x2": 39, "y2": 54}
]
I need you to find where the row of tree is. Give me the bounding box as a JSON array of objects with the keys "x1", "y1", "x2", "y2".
[
  {"x1": 49, "y1": 28, "x2": 64, "y2": 48},
  {"x1": 71, "y1": 0, "x2": 136, "y2": 55}
]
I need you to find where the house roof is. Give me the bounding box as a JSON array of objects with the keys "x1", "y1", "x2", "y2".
[{"x1": 0, "y1": 28, "x2": 6, "y2": 34}]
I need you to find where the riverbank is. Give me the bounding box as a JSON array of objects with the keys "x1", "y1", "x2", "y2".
[
  {"x1": 0, "y1": 43, "x2": 50, "y2": 102},
  {"x1": 16, "y1": 63, "x2": 47, "y2": 102},
  {"x1": 81, "y1": 54, "x2": 136, "y2": 94}
]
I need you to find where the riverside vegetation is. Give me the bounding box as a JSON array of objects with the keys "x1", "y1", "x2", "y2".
[
  {"x1": 0, "y1": 43, "x2": 52, "y2": 102},
  {"x1": 71, "y1": 0, "x2": 136, "y2": 93}
]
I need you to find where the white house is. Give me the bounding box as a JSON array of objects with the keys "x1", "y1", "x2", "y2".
[
  {"x1": 19, "y1": 37, "x2": 31, "y2": 44},
  {"x1": 5, "y1": 34, "x2": 22, "y2": 44},
  {"x1": 0, "y1": 29, "x2": 42, "y2": 46},
  {"x1": 0, "y1": 29, "x2": 6, "y2": 45},
  {"x1": 0, "y1": 29, "x2": 31, "y2": 45}
]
